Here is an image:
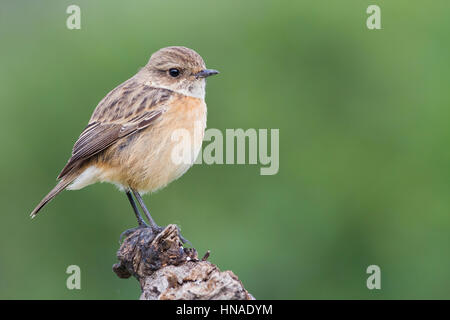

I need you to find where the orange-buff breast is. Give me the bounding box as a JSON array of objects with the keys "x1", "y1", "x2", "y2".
[{"x1": 71, "y1": 95, "x2": 207, "y2": 193}]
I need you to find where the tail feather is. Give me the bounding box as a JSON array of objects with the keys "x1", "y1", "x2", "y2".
[{"x1": 30, "y1": 174, "x2": 77, "y2": 218}]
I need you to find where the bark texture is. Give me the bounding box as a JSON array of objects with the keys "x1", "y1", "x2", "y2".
[{"x1": 113, "y1": 224, "x2": 254, "y2": 300}]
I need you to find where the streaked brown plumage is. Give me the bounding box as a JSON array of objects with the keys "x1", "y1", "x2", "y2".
[{"x1": 31, "y1": 46, "x2": 218, "y2": 229}]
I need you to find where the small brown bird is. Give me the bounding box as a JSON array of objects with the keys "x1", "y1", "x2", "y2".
[{"x1": 30, "y1": 46, "x2": 219, "y2": 236}]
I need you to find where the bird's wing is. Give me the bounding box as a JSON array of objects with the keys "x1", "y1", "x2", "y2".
[
  {"x1": 57, "y1": 110, "x2": 163, "y2": 179},
  {"x1": 57, "y1": 83, "x2": 173, "y2": 179}
]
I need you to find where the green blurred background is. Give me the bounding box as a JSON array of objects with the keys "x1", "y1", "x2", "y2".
[{"x1": 1, "y1": 0, "x2": 449, "y2": 299}]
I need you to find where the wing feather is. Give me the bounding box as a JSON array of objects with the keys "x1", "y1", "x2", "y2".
[
  {"x1": 57, "y1": 81, "x2": 173, "y2": 179},
  {"x1": 57, "y1": 109, "x2": 163, "y2": 179}
]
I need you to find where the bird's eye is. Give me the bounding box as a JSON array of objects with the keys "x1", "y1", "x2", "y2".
[{"x1": 169, "y1": 68, "x2": 180, "y2": 77}]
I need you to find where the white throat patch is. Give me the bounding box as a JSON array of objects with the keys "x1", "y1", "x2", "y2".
[{"x1": 144, "y1": 80, "x2": 205, "y2": 99}]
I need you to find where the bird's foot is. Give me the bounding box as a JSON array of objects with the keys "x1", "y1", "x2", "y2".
[
  {"x1": 147, "y1": 224, "x2": 191, "y2": 246},
  {"x1": 119, "y1": 224, "x2": 191, "y2": 246},
  {"x1": 179, "y1": 234, "x2": 191, "y2": 246},
  {"x1": 119, "y1": 223, "x2": 148, "y2": 243},
  {"x1": 174, "y1": 225, "x2": 191, "y2": 246}
]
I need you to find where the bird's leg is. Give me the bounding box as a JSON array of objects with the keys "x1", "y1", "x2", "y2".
[
  {"x1": 131, "y1": 189, "x2": 191, "y2": 245},
  {"x1": 119, "y1": 191, "x2": 149, "y2": 243},
  {"x1": 131, "y1": 189, "x2": 162, "y2": 234},
  {"x1": 126, "y1": 190, "x2": 148, "y2": 227}
]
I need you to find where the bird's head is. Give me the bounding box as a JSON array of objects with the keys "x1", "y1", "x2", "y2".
[{"x1": 142, "y1": 46, "x2": 219, "y2": 99}]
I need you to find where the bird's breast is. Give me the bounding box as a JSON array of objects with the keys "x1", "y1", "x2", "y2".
[{"x1": 97, "y1": 95, "x2": 207, "y2": 192}]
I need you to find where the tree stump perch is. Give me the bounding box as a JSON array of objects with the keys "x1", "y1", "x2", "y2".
[{"x1": 113, "y1": 224, "x2": 254, "y2": 300}]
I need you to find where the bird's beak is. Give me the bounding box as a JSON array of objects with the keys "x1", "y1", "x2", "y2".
[{"x1": 195, "y1": 69, "x2": 219, "y2": 79}]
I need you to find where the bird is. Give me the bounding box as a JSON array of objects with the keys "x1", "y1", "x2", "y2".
[{"x1": 30, "y1": 46, "x2": 219, "y2": 238}]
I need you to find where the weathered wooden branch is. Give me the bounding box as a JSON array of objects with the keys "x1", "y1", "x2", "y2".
[{"x1": 113, "y1": 224, "x2": 254, "y2": 300}]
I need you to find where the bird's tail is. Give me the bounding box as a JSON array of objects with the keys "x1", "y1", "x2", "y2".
[{"x1": 30, "y1": 171, "x2": 78, "y2": 218}]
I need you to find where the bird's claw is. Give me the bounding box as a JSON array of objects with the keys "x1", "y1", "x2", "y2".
[
  {"x1": 119, "y1": 224, "x2": 191, "y2": 246},
  {"x1": 119, "y1": 224, "x2": 148, "y2": 243}
]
